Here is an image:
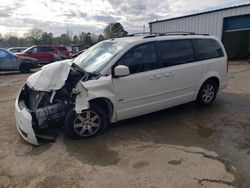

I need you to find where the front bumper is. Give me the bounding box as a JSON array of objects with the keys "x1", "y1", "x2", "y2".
[{"x1": 15, "y1": 91, "x2": 39, "y2": 145}]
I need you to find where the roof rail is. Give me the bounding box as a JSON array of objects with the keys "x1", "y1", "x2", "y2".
[
  {"x1": 128, "y1": 32, "x2": 152, "y2": 36},
  {"x1": 153, "y1": 31, "x2": 209, "y2": 36},
  {"x1": 161, "y1": 31, "x2": 196, "y2": 35},
  {"x1": 143, "y1": 35, "x2": 158, "y2": 38},
  {"x1": 125, "y1": 31, "x2": 209, "y2": 39}
]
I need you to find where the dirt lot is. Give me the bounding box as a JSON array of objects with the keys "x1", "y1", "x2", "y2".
[{"x1": 0, "y1": 62, "x2": 250, "y2": 188}]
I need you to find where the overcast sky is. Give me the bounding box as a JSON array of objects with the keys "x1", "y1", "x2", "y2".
[{"x1": 0, "y1": 0, "x2": 249, "y2": 37}]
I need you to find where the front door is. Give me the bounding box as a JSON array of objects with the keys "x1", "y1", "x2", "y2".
[
  {"x1": 0, "y1": 50, "x2": 18, "y2": 70},
  {"x1": 27, "y1": 47, "x2": 52, "y2": 64},
  {"x1": 26, "y1": 47, "x2": 41, "y2": 61},
  {"x1": 113, "y1": 42, "x2": 162, "y2": 120}
]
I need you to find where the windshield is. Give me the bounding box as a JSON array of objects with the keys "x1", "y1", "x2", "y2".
[
  {"x1": 22, "y1": 47, "x2": 31, "y2": 53},
  {"x1": 73, "y1": 41, "x2": 127, "y2": 73}
]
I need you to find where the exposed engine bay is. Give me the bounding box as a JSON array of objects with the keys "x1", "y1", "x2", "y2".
[{"x1": 17, "y1": 63, "x2": 94, "y2": 143}]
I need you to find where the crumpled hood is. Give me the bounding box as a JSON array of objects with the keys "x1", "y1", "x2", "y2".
[{"x1": 27, "y1": 60, "x2": 73, "y2": 91}]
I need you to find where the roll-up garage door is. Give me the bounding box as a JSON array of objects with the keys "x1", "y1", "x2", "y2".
[{"x1": 223, "y1": 14, "x2": 250, "y2": 59}]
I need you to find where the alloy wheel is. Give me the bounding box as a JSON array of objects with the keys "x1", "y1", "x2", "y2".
[
  {"x1": 202, "y1": 84, "x2": 215, "y2": 103},
  {"x1": 73, "y1": 111, "x2": 101, "y2": 137}
]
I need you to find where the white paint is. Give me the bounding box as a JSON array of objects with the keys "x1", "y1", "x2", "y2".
[
  {"x1": 114, "y1": 65, "x2": 130, "y2": 77},
  {"x1": 27, "y1": 60, "x2": 73, "y2": 91},
  {"x1": 15, "y1": 35, "x2": 229, "y2": 145},
  {"x1": 74, "y1": 82, "x2": 89, "y2": 113},
  {"x1": 15, "y1": 90, "x2": 39, "y2": 145}
]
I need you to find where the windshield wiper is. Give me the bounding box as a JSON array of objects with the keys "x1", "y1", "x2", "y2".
[{"x1": 72, "y1": 63, "x2": 100, "y2": 80}]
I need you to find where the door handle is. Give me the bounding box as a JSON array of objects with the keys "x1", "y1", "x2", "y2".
[
  {"x1": 150, "y1": 75, "x2": 161, "y2": 80},
  {"x1": 164, "y1": 72, "x2": 175, "y2": 77}
]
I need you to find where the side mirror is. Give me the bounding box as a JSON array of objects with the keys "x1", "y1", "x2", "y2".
[
  {"x1": 26, "y1": 51, "x2": 32, "y2": 54},
  {"x1": 114, "y1": 65, "x2": 130, "y2": 77}
]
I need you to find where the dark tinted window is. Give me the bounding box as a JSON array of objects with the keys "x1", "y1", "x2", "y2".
[
  {"x1": 40, "y1": 47, "x2": 54, "y2": 52},
  {"x1": 56, "y1": 46, "x2": 67, "y2": 51},
  {"x1": 194, "y1": 39, "x2": 224, "y2": 60},
  {"x1": 118, "y1": 42, "x2": 157, "y2": 74},
  {"x1": 0, "y1": 50, "x2": 9, "y2": 58},
  {"x1": 158, "y1": 40, "x2": 195, "y2": 67},
  {"x1": 29, "y1": 47, "x2": 38, "y2": 53},
  {"x1": 9, "y1": 49, "x2": 19, "y2": 53}
]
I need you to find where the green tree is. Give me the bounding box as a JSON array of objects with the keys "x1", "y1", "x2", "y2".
[
  {"x1": 25, "y1": 28, "x2": 44, "y2": 44},
  {"x1": 97, "y1": 34, "x2": 105, "y2": 42},
  {"x1": 7, "y1": 36, "x2": 19, "y2": 47},
  {"x1": 79, "y1": 32, "x2": 86, "y2": 44},
  {"x1": 72, "y1": 35, "x2": 79, "y2": 44},
  {"x1": 57, "y1": 34, "x2": 71, "y2": 46},
  {"x1": 84, "y1": 32, "x2": 92, "y2": 45},
  {"x1": 104, "y1": 23, "x2": 128, "y2": 39},
  {"x1": 19, "y1": 38, "x2": 27, "y2": 47},
  {"x1": 0, "y1": 33, "x2": 3, "y2": 47},
  {"x1": 41, "y1": 32, "x2": 53, "y2": 44}
]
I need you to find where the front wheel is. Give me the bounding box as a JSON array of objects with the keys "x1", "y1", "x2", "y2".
[
  {"x1": 19, "y1": 64, "x2": 31, "y2": 73},
  {"x1": 65, "y1": 104, "x2": 108, "y2": 138},
  {"x1": 196, "y1": 80, "x2": 218, "y2": 106}
]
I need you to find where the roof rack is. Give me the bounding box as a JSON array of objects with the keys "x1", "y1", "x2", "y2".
[
  {"x1": 164, "y1": 31, "x2": 210, "y2": 36},
  {"x1": 126, "y1": 31, "x2": 209, "y2": 39},
  {"x1": 128, "y1": 32, "x2": 152, "y2": 36},
  {"x1": 160, "y1": 31, "x2": 196, "y2": 35}
]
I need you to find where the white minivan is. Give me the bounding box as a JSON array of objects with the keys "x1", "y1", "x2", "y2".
[{"x1": 15, "y1": 34, "x2": 228, "y2": 145}]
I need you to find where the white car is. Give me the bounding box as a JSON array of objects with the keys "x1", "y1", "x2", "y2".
[{"x1": 15, "y1": 34, "x2": 228, "y2": 145}]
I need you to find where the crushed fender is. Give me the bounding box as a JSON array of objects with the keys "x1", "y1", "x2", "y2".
[{"x1": 15, "y1": 60, "x2": 92, "y2": 144}]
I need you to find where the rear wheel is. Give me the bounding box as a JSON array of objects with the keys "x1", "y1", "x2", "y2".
[
  {"x1": 196, "y1": 80, "x2": 218, "y2": 106},
  {"x1": 65, "y1": 104, "x2": 108, "y2": 138}
]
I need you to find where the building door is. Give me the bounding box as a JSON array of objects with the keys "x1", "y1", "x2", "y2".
[{"x1": 223, "y1": 14, "x2": 250, "y2": 59}]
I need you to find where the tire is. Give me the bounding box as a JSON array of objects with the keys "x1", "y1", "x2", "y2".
[
  {"x1": 19, "y1": 64, "x2": 31, "y2": 73},
  {"x1": 65, "y1": 104, "x2": 108, "y2": 139},
  {"x1": 196, "y1": 80, "x2": 218, "y2": 106}
]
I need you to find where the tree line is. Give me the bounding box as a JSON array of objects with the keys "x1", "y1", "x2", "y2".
[{"x1": 0, "y1": 22, "x2": 128, "y2": 48}]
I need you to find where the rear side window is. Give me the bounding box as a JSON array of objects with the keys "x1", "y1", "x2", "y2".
[
  {"x1": 118, "y1": 42, "x2": 157, "y2": 74},
  {"x1": 56, "y1": 47, "x2": 67, "y2": 51},
  {"x1": 40, "y1": 47, "x2": 54, "y2": 52},
  {"x1": 29, "y1": 47, "x2": 38, "y2": 53},
  {"x1": 10, "y1": 49, "x2": 19, "y2": 53},
  {"x1": 158, "y1": 40, "x2": 195, "y2": 67},
  {"x1": 194, "y1": 39, "x2": 224, "y2": 60}
]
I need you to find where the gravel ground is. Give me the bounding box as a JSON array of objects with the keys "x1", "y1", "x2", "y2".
[{"x1": 0, "y1": 62, "x2": 250, "y2": 188}]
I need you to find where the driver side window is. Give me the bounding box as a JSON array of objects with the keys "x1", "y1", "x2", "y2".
[
  {"x1": 29, "y1": 47, "x2": 38, "y2": 53},
  {"x1": 118, "y1": 42, "x2": 157, "y2": 74},
  {"x1": 0, "y1": 50, "x2": 9, "y2": 58}
]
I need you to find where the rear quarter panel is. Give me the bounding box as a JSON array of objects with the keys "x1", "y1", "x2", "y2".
[{"x1": 194, "y1": 56, "x2": 228, "y2": 99}]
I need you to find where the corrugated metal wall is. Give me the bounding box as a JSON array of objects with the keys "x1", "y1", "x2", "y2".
[{"x1": 150, "y1": 5, "x2": 250, "y2": 39}]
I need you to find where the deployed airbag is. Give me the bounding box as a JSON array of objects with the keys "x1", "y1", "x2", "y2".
[{"x1": 27, "y1": 60, "x2": 73, "y2": 91}]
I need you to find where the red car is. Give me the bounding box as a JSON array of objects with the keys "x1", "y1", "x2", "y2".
[
  {"x1": 16, "y1": 45, "x2": 71, "y2": 64},
  {"x1": 54, "y1": 46, "x2": 71, "y2": 58}
]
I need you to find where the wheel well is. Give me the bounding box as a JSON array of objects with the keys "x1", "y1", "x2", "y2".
[
  {"x1": 19, "y1": 63, "x2": 32, "y2": 69},
  {"x1": 19, "y1": 63, "x2": 32, "y2": 73},
  {"x1": 89, "y1": 98, "x2": 113, "y2": 122},
  {"x1": 206, "y1": 77, "x2": 220, "y2": 90}
]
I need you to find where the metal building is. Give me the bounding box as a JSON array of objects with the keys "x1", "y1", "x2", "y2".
[{"x1": 149, "y1": 3, "x2": 250, "y2": 59}]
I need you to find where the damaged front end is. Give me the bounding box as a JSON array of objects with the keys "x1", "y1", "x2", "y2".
[{"x1": 15, "y1": 60, "x2": 90, "y2": 145}]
